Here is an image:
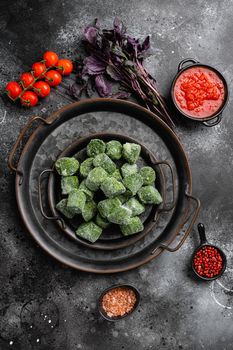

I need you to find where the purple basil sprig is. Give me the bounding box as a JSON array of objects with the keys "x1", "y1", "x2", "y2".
[{"x1": 69, "y1": 18, "x2": 175, "y2": 128}]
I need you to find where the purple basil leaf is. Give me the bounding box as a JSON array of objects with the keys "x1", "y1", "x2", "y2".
[
  {"x1": 83, "y1": 55, "x2": 106, "y2": 75},
  {"x1": 94, "y1": 18, "x2": 100, "y2": 29},
  {"x1": 84, "y1": 26, "x2": 99, "y2": 44},
  {"x1": 141, "y1": 35, "x2": 150, "y2": 52},
  {"x1": 106, "y1": 65, "x2": 122, "y2": 81},
  {"x1": 113, "y1": 17, "x2": 126, "y2": 35},
  {"x1": 95, "y1": 74, "x2": 112, "y2": 97},
  {"x1": 67, "y1": 83, "x2": 85, "y2": 99},
  {"x1": 111, "y1": 91, "x2": 131, "y2": 99}
]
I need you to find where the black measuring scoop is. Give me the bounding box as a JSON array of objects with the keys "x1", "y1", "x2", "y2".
[{"x1": 191, "y1": 223, "x2": 227, "y2": 281}]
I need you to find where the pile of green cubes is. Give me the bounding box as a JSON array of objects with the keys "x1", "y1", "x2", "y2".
[{"x1": 55, "y1": 139, "x2": 163, "y2": 243}]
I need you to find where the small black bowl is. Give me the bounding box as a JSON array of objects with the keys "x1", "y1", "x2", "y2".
[
  {"x1": 98, "y1": 284, "x2": 140, "y2": 321},
  {"x1": 191, "y1": 223, "x2": 227, "y2": 281},
  {"x1": 171, "y1": 58, "x2": 228, "y2": 127}
]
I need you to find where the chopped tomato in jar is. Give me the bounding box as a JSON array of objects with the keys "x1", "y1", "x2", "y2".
[{"x1": 174, "y1": 67, "x2": 225, "y2": 118}]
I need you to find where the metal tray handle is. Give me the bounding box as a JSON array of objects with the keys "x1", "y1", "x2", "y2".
[
  {"x1": 148, "y1": 154, "x2": 176, "y2": 221},
  {"x1": 8, "y1": 116, "x2": 53, "y2": 184},
  {"x1": 38, "y1": 169, "x2": 66, "y2": 229},
  {"x1": 178, "y1": 58, "x2": 199, "y2": 72},
  {"x1": 151, "y1": 192, "x2": 201, "y2": 254}
]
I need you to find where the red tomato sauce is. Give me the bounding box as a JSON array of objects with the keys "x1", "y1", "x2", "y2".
[{"x1": 174, "y1": 66, "x2": 225, "y2": 119}]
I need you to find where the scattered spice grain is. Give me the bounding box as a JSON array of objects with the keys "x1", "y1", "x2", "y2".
[{"x1": 102, "y1": 287, "x2": 137, "y2": 318}]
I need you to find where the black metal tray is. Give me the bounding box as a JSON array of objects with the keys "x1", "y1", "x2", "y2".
[{"x1": 8, "y1": 98, "x2": 200, "y2": 273}]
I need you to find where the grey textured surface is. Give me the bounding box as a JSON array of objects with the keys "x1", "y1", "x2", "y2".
[{"x1": 0, "y1": 1, "x2": 233, "y2": 349}]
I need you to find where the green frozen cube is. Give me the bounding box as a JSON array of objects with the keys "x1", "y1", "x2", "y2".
[
  {"x1": 138, "y1": 186, "x2": 163, "y2": 205},
  {"x1": 123, "y1": 173, "x2": 143, "y2": 195},
  {"x1": 121, "y1": 163, "x2": 138, "y2": 178},
  {"x1": 56, "y1": 199, "x2": 76, "y2": 219},
  {"x1": 67, "y1": 189, "x2": 86, "y2": 214},
  {"x1": 95, "y1": 213, "x2": 110, "y2": 229},
  {"x1": 108, "y1": 205, "x2": 132, "y2": 225},
  {"x1": 116, "y1": 190, "x2": 132, "y2": 204},
  {"x1": 76, "y1": 222, "x2": 102, "y2": 243},
  {"x1": 125, "y1": 197, "x2": 145, "y2": 216},
  {"x1": 79, "y1": 180, "x2": 94, "y2": 199},
  {"x1": 93, "y1": 153, "x2": 116, "y2": 174},
  {"x1": 86, "y1": 167, "x2": 108, "y2": 191},
  {"x1": 87, "y1": 139, "x2": 106, "y2": 157},
  {"x1": 106, "y1": 140, "x2": 122, "y2": 160},
  {"x1": 120, "y1": 217, "x2": 144, "y2": 236},
  {"x1": 100, "y1": 177, "x2": 126, "y2": 198},
  {"x1": 61, "y1": 176, "x2": 79, "y2": 195},
  {"x1": 82, "y1": 199, "x2": 97, "y2": 222},
  {"x1": 97, "y1": 197, "x2": 121, "y2": 219},
  {"x1": 55, "y1": 157, "x2": 80, "y2": 176},
  {"x1": 122, "y1": 143, "x2": 141, "y2": 164},
  {"x1": 79, "y1": 157, "x2": 94, "y2": 178},
  {"x1": 139, "y1": 166, "x2": 156, "y2": 185},
  {"x1": 111, "y1": 169, "x2": 122, "y2": 181}
]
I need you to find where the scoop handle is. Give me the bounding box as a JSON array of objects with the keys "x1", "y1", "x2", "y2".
[{"x1": 198, "y1": 223, "x2": 207, "y2": 245}]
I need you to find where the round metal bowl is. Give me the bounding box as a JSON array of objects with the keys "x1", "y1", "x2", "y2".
[
  {"x1": 171, "y1": 58, "x2": 228, "y2": 127},
  {"x1": 41, "y1": 132, "x2": 174, "y2": 251},
  {"x1": 98, "y1": 284, "x2": 140, "y2": 321}
]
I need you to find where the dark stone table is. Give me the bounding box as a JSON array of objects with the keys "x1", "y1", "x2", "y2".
[{"x1": 0, "y1": 1, "x2": 233, "y2": 349}]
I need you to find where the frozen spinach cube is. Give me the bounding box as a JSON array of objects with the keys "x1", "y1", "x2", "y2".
[
  {"x1": 97, "y1": 197, "x2": 121, "y2": 219},
  {"x1": 116, "y1": 190, "x2": 132, "y2": 204},
  {"x1": 100, "y1": 177, "x2": 126, "y2": 198},
  {"x1": 67, "y1": 189, "x2": 86, "y2": 214},
  {"x1": 79, "y1": 157, "x2": 94, "y2": 178},
  {"x1": 139, "y1": 166, "x2": 156, "y2": 185},
  {"x1": 138, "y1": 186, "x2": 163, "y2": 204},
  {"x1": 76, "y1": 222, "x2": 102, "y2": 243},
  {"x1": 122, "y1": 143, "x2": 141, "y2": 164},
  {"x1": 55, "y1": 157, "x2": 79, "y2": 176},
  {"x1": 111, "y1": 169, "x2": 122, "y2": 181},
  {"x1": 82, "y1": 199, "x2": 97, "y2": 222},
  {"x1": 93, "y1": 153, "x2": 116, "y2": 174},
  {"x1": 123, "y1": 173, "x2": 143, "y2": 195},
  {"x1": 107, "y1": 205, "x2": 132, "y2": 225},
  {"x1": 121, "y1": 163, "x2": 138, "y2": 178},
  {"x1": 125, "y1": 197, "x2": 145, "y2": 216},
  {"x1": 79, "y1": 180, "x2": 94, "y2": 199},
  {"x1": 95, "y1": 213, "x2": 110, "y2": 229},
  {"x1": 61, "y1": 176, "x2": 79, "y2": 195},
  {"x1": 120, "y1": 217, "x2": 144, "y2": 236},
  {"x1": 87, "y1": 139, "x2": 106, "y2": 157},
  {"x1": 56, "y1": 199, "x2": 76, "y2": 219},
  {"x1": 106, "y1": 140, "x2": 122, "y2": 160},
  {"x1": 86, "y1": 167, "x2": 108, "y2": 191}
]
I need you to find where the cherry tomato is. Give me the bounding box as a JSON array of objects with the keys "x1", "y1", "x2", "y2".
[
  {"x1": 33, "y1": 81, "x2": 51, "y2": 98},
  {"x1": 56, "y1": 59, "x2": 73, "y2": 76},
  {"x1": 44, "y1": 70, "x2": 62, "y2": 86},
  {"x1": 20, "y1": 72, "x2": 34, "y2": 88},
  {"x1": 20, "y1": 91, "x2": 38, "y2": 107},
  {"x1": 5, "y1": 81, "x2": 22, "y2": 99},
  {"x1": 32, "y1": 62, "x2": 46, "y2": 78},
  {"x1": 43, "y1": 51, "x2": 59, "y2": 68}
]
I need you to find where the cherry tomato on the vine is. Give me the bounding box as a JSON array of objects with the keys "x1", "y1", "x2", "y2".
[
  {"x1": 32, "y1": 62, "x2": 46, "y2": 78},
  {"x1": 5, "y1": 81, "x2": 22, "y2": 99},
  {"x1": 20, "y1": 72, "x2": 34, "y2": 88},
  {"x1": 43, "y1": 51, "x2": 59, "y2": 68},
  {"x1": 44, "y1": 70, "x2": 62, "y2": 86},
  {"x1": 20, "y1": 91, "x2": 38, "y2": 107},
  {"x1": 33, "y1": 81, "x2": 51, "y2": 98},
  {"x1": 56, "y1": 59, "x2": 73, "y2": 76}
]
